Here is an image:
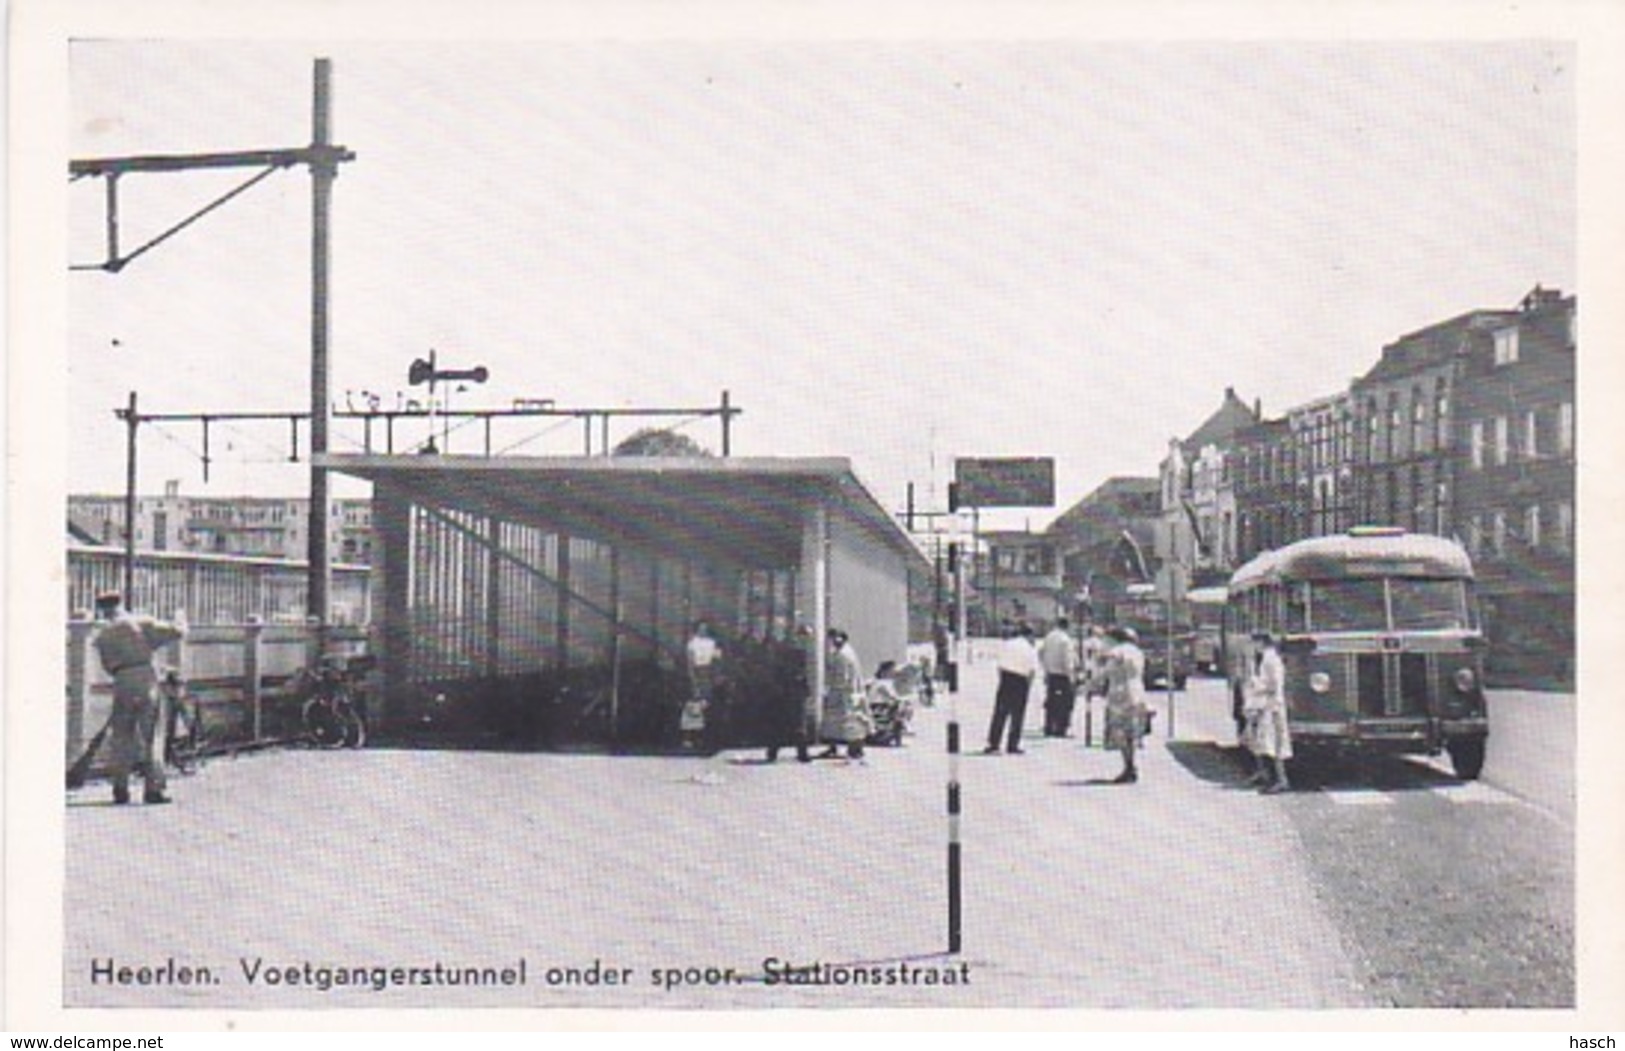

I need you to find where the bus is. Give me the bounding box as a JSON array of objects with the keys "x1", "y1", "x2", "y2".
[
  {"x1": 1187, "y1": 585, "x2": 1228, "y2": 674},
  {"x1": 1116, "y1": 583, "x2": 1193, "y2": 690},
  {"x1": 1223, "y1": 527, "x2": 1488, "y2": 779}
]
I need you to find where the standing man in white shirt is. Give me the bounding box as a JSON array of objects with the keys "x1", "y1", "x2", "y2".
[
  {"x1": 984, "y1": 622, "x2": 1039, "y2": 755},
  {"x1": 1039, "y1": 616, "x2": 1081, "y2": 738}
]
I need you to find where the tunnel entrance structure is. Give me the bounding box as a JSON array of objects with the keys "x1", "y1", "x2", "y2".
[{"x1": 319, "y1": 454, "x2": 928, "y2": 751}]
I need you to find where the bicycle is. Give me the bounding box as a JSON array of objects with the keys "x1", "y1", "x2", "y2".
[
  {"x1": 291, "y1": 654, "x2": 372, "y2": 749},
  {"x1": 159, "y1": 667, "x2": 208, "y2": 773}
]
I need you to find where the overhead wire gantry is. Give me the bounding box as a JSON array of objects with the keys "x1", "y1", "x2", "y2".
[{"x1": 72, "y1": 58, "x2": 354, "y2": 620}]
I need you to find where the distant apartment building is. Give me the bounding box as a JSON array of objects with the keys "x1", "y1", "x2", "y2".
[
  {"x1": 1156, "y1": 387, "x2": 1257, "y2": 586},
  {"x1": 1230, "y1": 416, "x2": 1296, "y2": 565},
  {"x1": 1349, "y1": 306, "x2": 1520, "y2": 537},
  {"x1": 1451, "y1": 287, "x2": 1575, "y2": 685},
  {"x1": 68, "y1": 481, "x2": 375, "y2": 564},
  {"x1": 1287, "y1": 391, "x2": 1356, "y2": 539},
  {"x1": 1216, "y1": 286, "x2": 1575, "y2": 685}
]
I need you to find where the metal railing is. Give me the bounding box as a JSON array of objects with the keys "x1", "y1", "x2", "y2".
[{"x1": 67, "y1": 545, "x2": 371, "y2": 626}]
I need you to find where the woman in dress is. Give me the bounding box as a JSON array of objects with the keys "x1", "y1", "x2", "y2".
[
  {"x1": 819, "y1": 628, "x2": 869, "y2": 761},
  {"x1": 1245, "y1": 632, "x2": 1293, "y2": 793},
  {"x1": 681, "y1": 620, "x2": 721, "y2": 750},
  {"x1": 1102, "y1": 625, "x2": 1148, "y2": 784}
]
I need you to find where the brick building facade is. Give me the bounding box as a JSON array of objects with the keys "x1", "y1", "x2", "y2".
[{"x1": 1451, "y1": 288, "x2": 1575, "y2": 685}]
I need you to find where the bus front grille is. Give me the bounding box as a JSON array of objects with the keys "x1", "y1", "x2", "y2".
[
  {"x1": 1354, "y1": 653, "x2": 1434, "y2": 718},
  {"x1": 1356, "y1": 655, "x2": 1385, "y2": 716}
]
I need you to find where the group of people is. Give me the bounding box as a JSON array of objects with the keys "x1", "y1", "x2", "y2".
[
  {"x1": 77, "y1": 595, "x2": 1289, "y2": 804},
  {"x1": 682, "y1": 620, "x2": 917, "y2": 764},
  {"x1": 979, "y1": 616, "x2": 1293, "y2": 791},
  {"x1": 982, "y1": 617, "x2": 1151, "y2": 783},
  {"x1": 680, "y1": 620, "x2": 813, "y2": 755}
]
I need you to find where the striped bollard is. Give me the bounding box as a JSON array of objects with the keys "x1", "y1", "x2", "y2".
[{"x1": 947, "y1": 718, "x2": 962, "y2": 954}]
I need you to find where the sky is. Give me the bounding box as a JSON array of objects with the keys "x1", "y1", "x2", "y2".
[{"x1": 64, "y1": 37, "x2": 1576, "y2": 529}]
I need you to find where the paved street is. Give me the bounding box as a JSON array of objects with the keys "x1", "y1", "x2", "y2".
[{"x1": 64, "y1": 657, "x2": 1573, "y2": 1011}]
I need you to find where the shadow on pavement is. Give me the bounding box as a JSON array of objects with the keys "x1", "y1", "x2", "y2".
[
  {"x1": 1052, "y1": 778, "x2": 1135, "y2": 788},
  {"x1": 1288, "y1": 753, "x2": 1463, "y2": 793},
  {"x1": 1165, "y1": 739, "x2": 1257, "y2": 790},
  {"x1": 1162, "y1": 739, "x2": 1466, "y2": 794},
  {"x1": 65, "y1": 796, "x2": 140, "y2": 808},
  {"x1": 370, "y1": 732, "x2": 727, "y2": 759}
]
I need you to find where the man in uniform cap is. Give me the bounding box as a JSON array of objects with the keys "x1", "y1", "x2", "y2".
[{"x1": 91, "y1": 591, "x2": 185, "y2": 804}]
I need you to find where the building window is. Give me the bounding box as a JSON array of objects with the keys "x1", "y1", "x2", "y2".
[
  {"x1": 1494, "y1": 416, "x2": 1510, "y2": 466},
  {"x1": 1493, "y1": 327, "x2": 1520, "y2": 366},
  {"x1": 1557, "y1": 501, "x2": 1573, "y2": 551},
  {"x1": 1387, "y1": 392, "x2": 1402, "y2": 459},
  {"x1": 1470, "y1": 421, "x2": 1485, "y2": 469},
  {"x1": 1524, "y1": 409, "x2": 1541, "y2": 459},
  {"x1": 1492, "y1": 511, "x2": 1507, "y2": 557},
  {"x1": 1560, "y1": 402, "x2": 1574, "y2": 455},
  {"x1": 1435, "y1": 481, "x2": 1449, "y2": 536},
  {"x1": 1466, "y1": 515, "x2": 1482, "y2": 557},
  {"x1": 1434, "y1": 380, "x2": 1449, "y2": 448},
  {"x1": 1411, "y1": 388, "x2": 1427, "y2": 454},
  {"x1": 1525, "y1": 505, "x2": 1542, "y2": 549},
  {"x1": 1367, "y1": 400, "x2": 1381, "y2": 462}
]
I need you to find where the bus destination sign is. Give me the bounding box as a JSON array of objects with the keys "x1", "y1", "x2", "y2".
[{"x1": 953, "y1": 457, "x2": 1056, "y2": 509}]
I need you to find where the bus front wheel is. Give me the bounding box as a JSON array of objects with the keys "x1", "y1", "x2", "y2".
[{"x1": 1447, "y1": 737, "x2": 1486, "y2": 781}]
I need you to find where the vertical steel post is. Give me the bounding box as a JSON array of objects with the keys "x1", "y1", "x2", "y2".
[
  {"x1": 721, "y1": 389, "x2": 733, "y2": 456},
  {"x1": 307, "y1": 57, "x2": 335, "y2": 630},
  {"x1": 104, "y1": 173, "x2": 121, "y2": 268},
  {"x1": 1166, "y1": 596, "x2": 1176, "y2": 739},
  {"x1": 122, "y1": 390, "x2": 139, "y2": 606}
]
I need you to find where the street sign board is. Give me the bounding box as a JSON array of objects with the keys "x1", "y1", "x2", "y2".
[{"x1": 953, "y1": 457, "x2": 1055, "y2": 508}]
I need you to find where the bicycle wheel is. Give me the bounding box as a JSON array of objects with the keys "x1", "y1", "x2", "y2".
[
  {"x1": 302, "y1": 696, "x2": 349, "y2": 749},
  {"x1": 341, "y1": 700, "x2": 367, "y2": 749}
]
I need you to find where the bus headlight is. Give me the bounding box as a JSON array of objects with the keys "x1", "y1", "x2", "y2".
[
  {"x1": 1309, "y1": 672, "x2": 1331, "y2": 694},
  {"x1": 1453, "y1": 667, "x2": 1477, "y2": 692}
]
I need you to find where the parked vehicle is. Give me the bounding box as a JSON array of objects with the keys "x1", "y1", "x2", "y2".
[
  {"x1": 1116, "y1": 583, "x2": 1192, "y2": 690},
  {"x1": 1224, "y1": 527, "x2": 1488, "y2": 779},
  {"x1": 1187, "y1": 585, "x2": 1228, "y2": 674}
]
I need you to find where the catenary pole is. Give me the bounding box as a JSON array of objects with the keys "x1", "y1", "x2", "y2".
[
  {"x1": 121, "y1": 391, "x2": 138, "y2": 606},
  {"x1": 308, "y1": 57, "x2": 336, "y2": 628}
]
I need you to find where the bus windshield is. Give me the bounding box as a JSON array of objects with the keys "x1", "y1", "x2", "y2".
[
  {"x1": 1390, "y1": 579, "x2": 1473, "y2": 630},
  {"x1": 1306, "y1": 578, "x2": 1473, "y2": 632},
  {"x1": 1307, "y1": 580, "x2": 1387, "y2": 632}
]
